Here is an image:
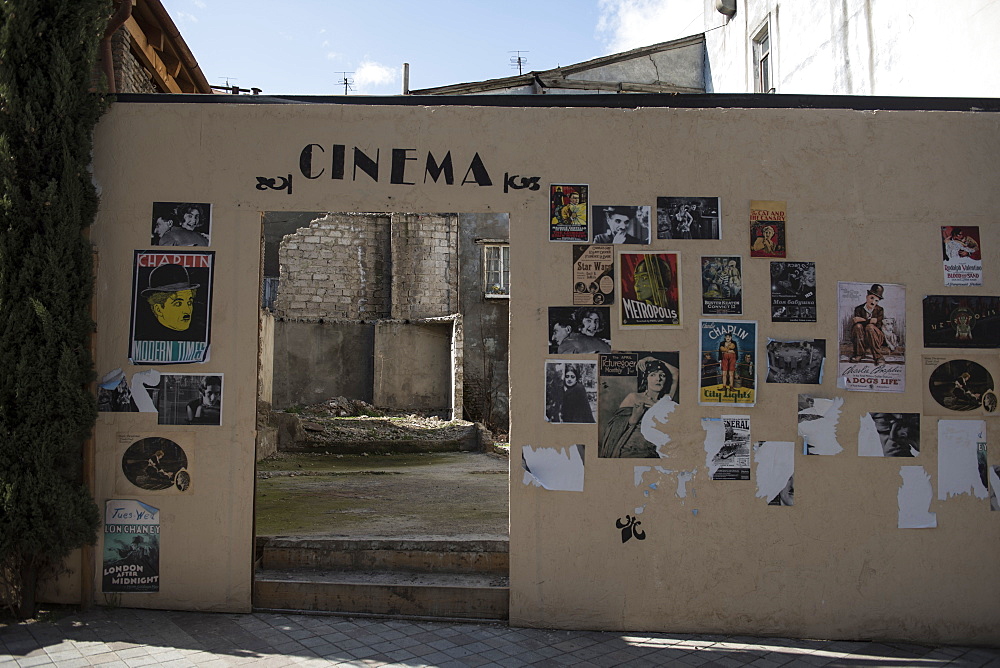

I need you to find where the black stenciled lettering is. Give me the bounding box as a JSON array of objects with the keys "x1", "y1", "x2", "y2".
[
  {"x1": 424, "y1": 151, "x2": 454, "y2": 184},
  {"x1": 353, "y1": 147, "x2": 379, "y2": 182},
  {"x1": 461, "y1": 152, "x2": 493, "y2": 186},
  {"x1": 390, "y1": 148, "x2": 417, "y2": 185},
  {"x1": 299, "y1": 144, "x2": 324, "y2": 179}
]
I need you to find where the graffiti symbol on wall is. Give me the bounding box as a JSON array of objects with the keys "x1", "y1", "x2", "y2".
[
  {"x1": 256, "y1": 174, "x2": 292, "y2": 195},
  {"x1": 616, "y1": 514, "x2": 646, "y2": 543}
]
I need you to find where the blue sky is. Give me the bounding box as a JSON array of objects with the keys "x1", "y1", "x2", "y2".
[{"x1": 160, "y1": 0, "x2": 703, "y2": 96}]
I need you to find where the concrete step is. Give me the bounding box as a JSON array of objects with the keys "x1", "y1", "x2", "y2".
[{"x1": 254, "y1": 569, "x2": 509, "y2": 620}]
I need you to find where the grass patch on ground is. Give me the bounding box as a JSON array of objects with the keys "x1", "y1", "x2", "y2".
[{"x1": 257, "y1": 452, "x2": 445, "y2": 473}]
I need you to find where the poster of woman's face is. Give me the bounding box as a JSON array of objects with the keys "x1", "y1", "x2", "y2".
[
  {"x1": 151, "y1": 202, "x2": 212, "y2": 247},
  {"x1": 544, "y1": 360, "x2": 597, "y2": 424}
]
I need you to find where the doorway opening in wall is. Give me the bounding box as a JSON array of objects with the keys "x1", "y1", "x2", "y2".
[{"x1": 253, "y1": 211, "x2": 511, "y2": 617}]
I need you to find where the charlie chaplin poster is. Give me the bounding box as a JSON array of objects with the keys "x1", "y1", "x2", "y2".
[
  {"x1": 103, "y1": 499, "x2": 160, "y2": 593},
  {"x1": 749, "y1": 200, "x2": 786, "y2": 258},
  {"x1": 573, "y1": 245, "x2": 615, "y2": 305},
  {"x1": 591, "y1": 205, "x2": 650, "y2": 244},
  {"x1": 549, "y1": 184, "x2": 589, "y2": 242},
  {"x1": 619, "y1": 251, "x2": 681, "y2": 328},
  {"x1": 151, "y1": 202, "x2": 211, "y2": 247},
  {"x1": 701, "y1": 256, "x2": 742, "y2": 315},
  {"x1": 837, "y1": 281, "x2": 905, "y2": 392},
  {"x1": 770, "y1": 261, "x2": 816, "y2": 322},
  {"x1": 922, "y1": 295, "x2": 999, "y2": 349},
  {"x1": 597, "y1": 351, "x2": 680, "y2": 458},
  {"x1": 656, "y1": 197, "x2": 721, "y2": 239},
  {"x1": 129, "y1": 251, "x2": 214, "y2": 364},
  {"x1": 699, "y1": 319, "x2": 757, "y2": 407}
]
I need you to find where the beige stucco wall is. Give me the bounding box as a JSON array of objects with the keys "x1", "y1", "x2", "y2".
[{"x1": 92, "y1": 100, "x2": 998, "y2": 641}]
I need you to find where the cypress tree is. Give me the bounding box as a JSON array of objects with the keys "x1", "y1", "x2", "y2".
[{"x1": 0, "y1": 0, "x2": 111, "y2": 617}]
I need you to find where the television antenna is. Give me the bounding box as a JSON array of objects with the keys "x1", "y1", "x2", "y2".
[
  {"x1": 335, "y1": 72, "x2": 355, "y2": 95},
  {"x1": 509, "y1": 51, "x2": 529, "y2": 75}
]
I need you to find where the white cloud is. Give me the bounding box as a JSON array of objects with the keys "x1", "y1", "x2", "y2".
[
  {"x1": 353, "y1": 60, "x2": 399, "y2": 93},
  {"x1": 325, "y1": 51, "x2": 339, "y2": 61},
  {"x1": 597, "y1": 0, "x2": 702, "y2": 54},
  {"x1": 175, "y1": 10, "x2": 198, "y2": 23},
  {"x1": 192, "y1": 0, "x2": 205, "y2": 8}
]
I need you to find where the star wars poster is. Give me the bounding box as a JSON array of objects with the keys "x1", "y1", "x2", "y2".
[
  {"x1": 573, "y1": 245, "x2": 614, "y2": 305},
  {"x1": 699, "y1": 319, "x2": 757, "y2": 406},
  {"x1": 548, "y1": 306, "x2": 611, "y2": 354},
  {"x1": 129, "y1": 251, "x2": 214, "y2": 364},
  {"x1": 941, "y1": 225, "x2": 982, "y2": 286},
  {"x1": 545, "y1": 360, "x2": 598, "y2": 424},
  {"x1": 765, "y1": 339, "x2": 825, "y2": 384},
  {"x1": 923, "y1": 356, "x2": 998, "y2": 417},
  {"x1": 656, "y1": 196, "x2": 721, "y2": 239},
  {"x1": 549, "y1": 184, "x2": 589, "y2": 242},
  {"x1": 701, "y1": 256, "x2": 742, "y2": 315},
  {"x1": 770, "y1": 261, "x2": 816, "y2": 322},
  {"x1": 837, "y1": 281, "x2": 905, "y2": 392},
  {"x1": 597, "y1": 352, "x2": 680, "y2": 458},
  {"x1": 922, "y1": 295, "x2": 999, "y2": 349},
  {"x1": 749, "y1": 200, "x2": 786, "y2": 258},
  {"x1": 591, "y1": 205, "x2": 650, "y2": 244},
  {"x1": 619, "y1": 251, "x2": 681, "y2": 328},
  {"x1": 102, "y1": 499, "x2": 160, "y2": 593}
]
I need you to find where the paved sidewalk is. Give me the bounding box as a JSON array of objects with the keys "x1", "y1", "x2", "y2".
[{"x1": 2, "y1": 608, "x2": 998, "y2": 667}]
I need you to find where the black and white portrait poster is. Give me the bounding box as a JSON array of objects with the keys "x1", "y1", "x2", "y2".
[
  {"x1": 545, "y1": 360, "x2": 597, "y2": 424},
  {"x1": 770, "y1": 262, "x2": 816, "y2": 322},
  {"x1": 549, "y1": 184, "x2": 589, "y2": 242},
  {"x1": 922, "y1": 295, "x2": 1000, "y2": 349},
  {"x1": 120, "y1": 435, "x2": 192, "y2": 492},
  {"x1": 151, "y1": 202, "x2": 211, "y2": 247},
  {"x1": 701, "y1": 256, "x2": 742, "y2": 315},
  {"x1": 765, "y1": 339, "x2": 826, "y2": 384},
  {"x1": 103, "y1": 499, "x2": 159, "y2": 593},
  {"x1": 923, "y1": 356, "x2": 998, "y2": 417},
  {"x1": 573, "y1": 245, "x2": 615, "y2": 305},
  {"x1": 858, "y1": 413, "x2": 920, "y2": 457},
  {"x1": 597, "y1": 352, "x2": 680, "y2": 459},
  {"x1": 941, "y1": 225, "x2": 983, "y2": 287},
  {"x1": 155, "y1": 374, "x2": 223, "y2": 426},
  {"x1": 837, "y1": 281, "x2": 905, "y2": 392},
  {"x1": 592, "y1": 205, "x2": 651, "y2": 244},
  {"x1": 619, "y1": 251, "x2": 681, "y2": 328},
  {"x1": 548, "y1": 306, "x2": 611, "y2": 354},
  {"x1": 129, "y1": 251, "x2": 214, "y2": 365},
  {"x1": 656, "y1": 197, "x2": 721, "y2": 239}
]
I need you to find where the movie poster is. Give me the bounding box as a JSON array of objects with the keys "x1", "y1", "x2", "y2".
[
  {"x1": 129, "y1": 251, "x2": 214, "y2": 364},
  {"x1": 656, "y1": 197, "x2": 721, "y2": 239},
  {"x1": 591, "y1": 205, "x2": 651, "y2": 244},
  {"x1": 597, "y1": 352, "x2": 680, "y2": 459},
  {"x1": 923, "y1": 295, "x2": 1000, "y2": 349},
  {"x1": 837, "y1": 282, "x2": 905, "y2": 392},
  {"x1": 713, "y1": 415, "x2": 751, "y2": 480},
  {"x1": 749, "y1": 200, "x2": 786, "y2": 258},
  {"x1": 549, "y1": 184, "x2": 589, "y2": 242},
  {"x1": 155, "y1": 374, "x2": 223, "y2": 426},
  {"x1": 923, "y1": 356, "x2": 998, "y2": 417},
  {"x1": 701, "y1": 256, "x2": 742, "y2": 315},
  {"x1": 765, "y1": 339, "x2": 825, "y2": 384},
  {"x1": 619, "y1": 251, "x2": 681, "y2": 328},
  {"x1": 699, "y1": 319, "x2": 757, "y2": 406},
  {"x1": 120, "y1": 436, "x2": 192, "y2": 492},
  {"x1": 545, "y1": 360, "x2": 598, "y2": 424},
  {"x1": 573, "y1": 245, "x2": 615, "y2": 305},
  {"x1": 770, "y1": 261, "x2": 816, "y2": 322},
  {"x1": 941, "y1": 225, "x2": 983, "y2": 286},
  {"x1": 151, "y1": 202, "x2": 211, "y2": 247},
  {"x1": 548, "y1": 306, "x2": 611, "y2": 354},
  {"x1": 102, "y1": 499, "x2": 160, "y2": 593}
]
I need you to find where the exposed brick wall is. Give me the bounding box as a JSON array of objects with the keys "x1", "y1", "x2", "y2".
[
  {"x1": 112, "y1": 28, "x2": 157, "y2": 94},
  {"x1": 390, "y1": 213, "x2": 458, "y2": 320},
  {"x1": 274, "y1": 213, "x2": 391, "y2": 319}
]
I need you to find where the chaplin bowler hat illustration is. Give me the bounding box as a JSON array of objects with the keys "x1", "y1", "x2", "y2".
[
  {"x1": 866, "y1": 284, "x2": 884, "y2": 299},
  {"x1": 141, "y1": 264, "x2": 200, "y2": 297}
]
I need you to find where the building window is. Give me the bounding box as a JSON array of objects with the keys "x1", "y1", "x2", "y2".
[
  {"x1": 484, "y1": 244, "x2": 510, "y2": 298},
  {"x1": 753, "y1": 22, "x2": 773, "y2": 93}
]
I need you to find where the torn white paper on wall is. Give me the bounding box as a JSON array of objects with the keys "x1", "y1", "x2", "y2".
[
  {"x1": 521, "y1": 444, "x2": 585, "y2": 492},
  {"x1": 898, "y1": 466, "x2": 937, "y2": 528},
  {"x1": 937, "y1": 420, "x2": 988, "y2": 500},
  {"x1": 640, "y1": 396, "x2": 678, "y2": 455},
  {"x1": 129, "y1": 369, "x2": 161, "y2": 413},
  {"x1": 634, "y1": 465, "x2": 697, "y2": 500},
  {"x1": 798, "y1": 395, "x2": 844, "y2": 455},
  {"x1": 754, "y1": 441, "x2": 795, "y2": 506},
  {"x1": 701, "y1": 417, "x2": 725, "y2": 477},
  {"x1": 989, "y1": 465, "x2": 1000, "y2": 511}
]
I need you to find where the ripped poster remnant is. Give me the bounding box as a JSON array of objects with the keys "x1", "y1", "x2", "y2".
[
  {"x1": 937, "y1": 420, "x2": 988, "y2": 500},
  {"x1": 941, "y1": 225, "x2": 982, "y2": 287},
  {"x1": 619, "y1": 251, "x2": 682, "y2": 328},
  {"x1": 924, "y1": 356, "x2": 997, "y2": 417},
  {"x1": 634, "y1": 466, "x2": 697, "y2": 505},
  {"x1": 521, "y1": 444, "x2": 585, "y2": 492},
  {"x1": 898, "y1": 467, "x2": 937, "y2": 529},
  {"x1": 699, "y1": 319, "x2": 757, "y2": 406},
  {"x1": 754, "y1": 441, "x2": 795, "y2": 506},
  {"x1": 765, "y1": 339, "x2": 825, "y2": 384},
  {"x1": 151, "y1": 202, "x2": 211, "y2": 247},
  {"x1": 573, "y1": 245, "x2": 615, "y2": 305},
  {"x1": 103, "y1": 499, "x2": 160, "y2": 592},
  {"x1": 700, "y1": 255, "x2": 743, "y2": 315},
  {"x1": 989, "y1": 465, "x2": 1000, "y2": 512},
  {"x1": 922, "y1": 295, "x2": 999, "y2": 349},
  {"x1": 858, "y1": 413, "x2": 920, "y2": 457},
  {"x1": 129, "y1": 251, "x2": 214, "y2": 364},
  {"x1": 749, "y1": 200, "x2": 786, "y2": 258},
  {"x1": 549, "y1": 184, "x2": 589, "y2": 242},
  {"x1": 837, "y1": 281, "x2": 905, "y2": 392},
  {"x1": 701, "y1": 415, "x2": 750, "y2": 480},
  {"x1": 798, "y1": 394, "x2": 844, "y2": 455},
  {"x1": 98, "y1": 369, "x2": 138, "y2": 413},
  {"x1": 545, "y1": 360, "x2": 597, "y2": 424},
  {"x1": 593, "y1": 205, "x2": 651, "y2": 244},
  {"x1": 656, "y1": 196, "x2": 722, "y2": 240},
  {"x1": 155, "y1": 374, "x2": 223, "y2": 426},
  {"x1": 120, "y1": 436, "x2": 191, "y2": 492},
  {"x1": 598, "y1": 352, "x2": 679, "y2": 458},
  {"x1": 770, "y1": 261, "x2": 816, "y2": 322},
  {"x1": 548, "y1": 306, "x2": 611, "y2": 354}
]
